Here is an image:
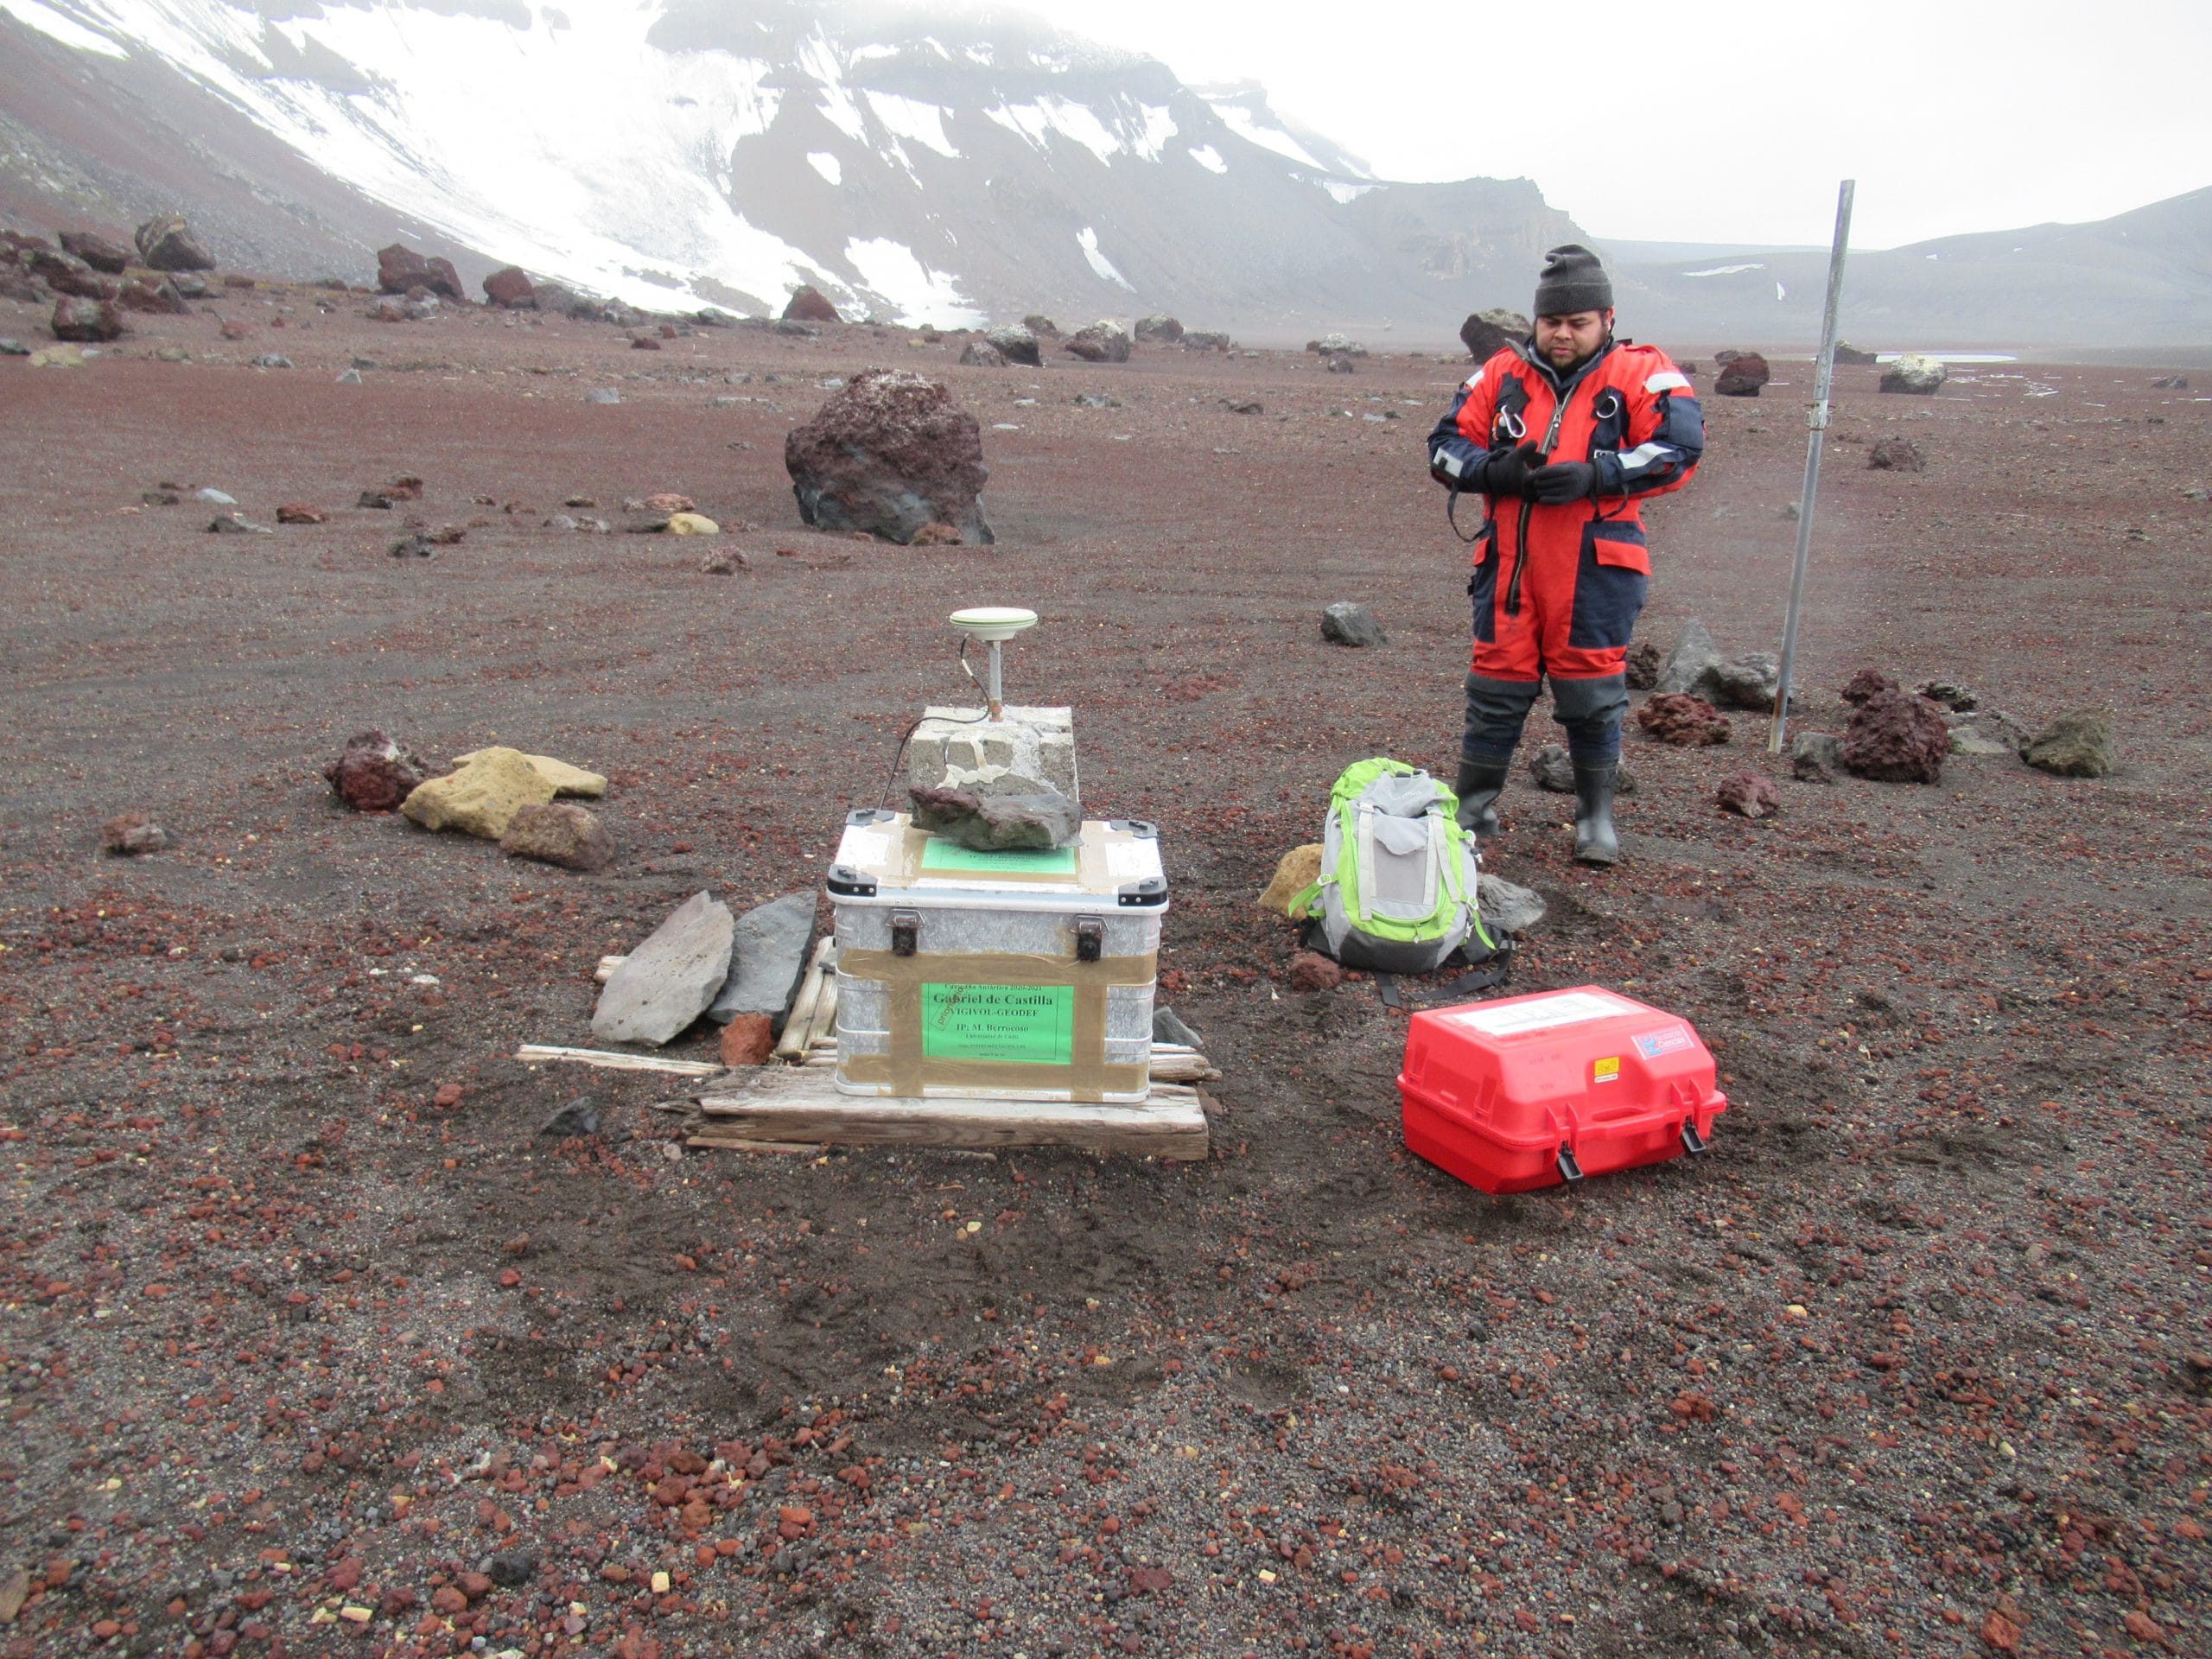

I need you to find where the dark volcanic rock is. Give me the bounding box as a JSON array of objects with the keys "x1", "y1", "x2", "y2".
[
  {"x1": 1022, "y1": 314, "x2": 1060, "y2": 338},
  {"x1": 538, "y1": 1098, "x2": 600, "y2": 1138},
  {"x1": 1655, "y1": 619, "x2": 1719, "y2": 694},
  {"x1": 1133, "y1": 314, "x2": 1182, "y2": 343},
  {"x1": 1624, "y1": 639, "x2": 1663, "y2": 690},
  {"x1": 377, "y1": 243, "x2": 464, "y2": 302},
  {"x1": 784, "y1": 370, "x2": 993, "y2": 544},
  {"x1": 134, "y1": 213, "x2": 215, "y2": 271},
  {"x1": 1529, "y1": 743, "x2": 1574, "y2": 791},
  {"x1": 1182, "y1": 330, "x2": 1232, "y2": 352},
  {"x1": 500, "y1": 802, "x2": 613, "y2": 871},
  {"x1": 783, "y1": 284, "x2": 842, "y2": 324},
  {"x1": 957, "y1": 339, "x2": 1006, "y2": 367},
  {"x1": 1320, "y1": 602, "x2": 1385, "y2": 647},
  {"x1": 1065, "y1": 321, "x2": 1131, "y2": 363},
  {"x1": 1867, "y1": 436, "x2": 1926, "y2": 472},
  {"x1": 1915, "y1": 678, "x2": 1979, "y2": 712},
  {"x1": 1459, "y1": 307, "x2": 1529, "y2": 359},
  {"x1": 1841, "y1": 668, "x2": 1897, "y2": 705},
  {"x1": 1716, "y1": 772, "x2": 1783, "y2": 818},
  {"x1": 102, "y1": 812, "x2": 169, "y2": 855},
  {"x1": 50, "y1": 296, "x2": 122, "y2": 341},
  {"x1": 1637, "y1": 694, "x2": 1732, "y2": 746},
  {"x1": 1306, "y1": 333, "x2": 1367, "y2": 358},
  {"x1": 1714, "y1": 353, "x2": 1770, "y2": 397},
  {"x1": 1879, "y1": 353, "x2": 1947, "y2": 395},
  {"x1": 1789, "y1": 730, "x2": 1845, "y2": 782},
  {"x1": 1842, "y1": 688, "x2": 1949, "y2": 783},
  {"x1": 2024, "y1": 708, "x2": 2114, "y2": 778},
  {"x1": 483, "y1": 266, "x2": 536, "y2": 308},
  {"x1": 29, "y1": 249, "x2": 115, "y2": 299},
  {"x1": 910, "y1": 781, "x2": 1079, "y2": 852},
  {"x1": 2151, "y1": 374, "x2": 2189, "y2": 390},
  {"x1": 1696, "y1": 652, "x2": 1785, "y2": 711},
  {"x1": 117, "y1": 278, "x2": 190, "y2": 315},
  {"x1": 708, "y1": 891, "x2": 817, "y2": 1027},
  {"x1": 324, "y1": 730, "x2": 432, "y2": 811},
  {"x1": 983, "y1": 324, "x2": 1040, "y2": 365},
  {"x1": 1832, "y1": 340, "x2": 1878, "y2": 366},
  {"x1": 59, "y1": 230, "x2": 131, "y2": 273}
]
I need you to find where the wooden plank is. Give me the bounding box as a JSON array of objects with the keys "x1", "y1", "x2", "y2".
[
  {"x1": 772, "y1": 938, "x2": 838, "y2": 1062},
  {"x1": 802, "y1": 966, "x2": 840, "y2": 1051},
  {"x1": 515, "y1": 1044, "x2": 724, "y2": 1078},
  {"x1": 690, "y1": 1068, "x2": 1209, "y2": 1160}
]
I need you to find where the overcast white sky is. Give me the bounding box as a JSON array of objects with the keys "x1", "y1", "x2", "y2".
[{"x1": 1006, "y1": 0, "x2": 2212, "y2": 248}]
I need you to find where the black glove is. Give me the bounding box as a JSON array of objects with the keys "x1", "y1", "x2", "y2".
[
  {"x1": 1527, "y1": 460, "x2": 1598, "y2": 504},
  {"x1": 1474, "y1": 441, "x2": 1541, "y2": 499}
]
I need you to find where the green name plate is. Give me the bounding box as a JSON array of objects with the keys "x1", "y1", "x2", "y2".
[
  {"x1": 920, "y1": 982, "x2": 1075, "y2": 1065},
  {"x1": 919, "y1": 838, "x2": 1078, "y2": 876}
]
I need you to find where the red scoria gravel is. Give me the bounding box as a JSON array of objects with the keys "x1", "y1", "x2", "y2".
[{"x1": 0, "y1": 280, "x2": 2207, "y2": 1658}]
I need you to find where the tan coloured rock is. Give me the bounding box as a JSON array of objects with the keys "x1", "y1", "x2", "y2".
[
  {"x1": 451, "y1": 748, "x2": 606, "y2": 798},
  {"x1": 666, "y1": 512, "x2": 719, "y2": 535},
  {"x1": 499, "y1": 802, "x2": 613, "y2": 871},
  {"x1": 402, "y1": 747, "x2": 557, "y2": 840},
  {"x1": 1258, "y1": 843, "x2": 1324, "y2": 917}
]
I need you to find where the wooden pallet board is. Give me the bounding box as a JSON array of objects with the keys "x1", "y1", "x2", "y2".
[{"x1": 689, "y1": 1066, "x2": 1211, "y2": 1160}]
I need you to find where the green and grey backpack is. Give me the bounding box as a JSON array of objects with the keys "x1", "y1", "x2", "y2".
[{"x1": 1291, "y1": 758, "x2": 1493, "y2": 975}]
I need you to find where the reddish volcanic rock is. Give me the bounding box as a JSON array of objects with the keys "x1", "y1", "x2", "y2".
[
  {"x1": 133, "y1": 213, "x2": 215, "y2": 271},
  {"x1": 1716, "y1": 772, "x2": 1783, "y2": 817},
  {"x1": 1713, "y1": 352, "x2": 1770, "y2": 397},
  {"x1": 323, "y1": 730, "x2": 432, "y2": 811},
  {"x1": 1841, "y1": 667, "x2": 1898, "y2": 705},
  {"x1": 718, "y1": 1014, "x2": 775, "y2": 1067},
  {"x1": 784, "y1": 370, "x2": 992, "y2": 544},
  {"x1": 782, "y1": 284, "x2": 841, "y2": 324},
  {"x1": 50, "y1": 297, "x2": 123, "y2": 342},
  {"x1": 483, "y1": 265, "x2": 536, "y2": 308},
  {"x1": 1636, "y1": 693, "x2": 1732, "y2": 746},
  {"x1": 1287, "y1": 951, "x2": 1343, "y2": 994},
  {"x1": 1843, "y1": 688, "x2": 1950, "y2": 783},
  {"x1": 59, "y1": 230, "x2": 131, "y2": 274},
  {"x1": 378, "y1": 243, "x2": 465, "y2": 302}
]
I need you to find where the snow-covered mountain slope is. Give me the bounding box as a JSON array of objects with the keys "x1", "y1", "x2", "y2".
[{"x1": 0, "y1": 0, "x2": 1573, "y2": 331}]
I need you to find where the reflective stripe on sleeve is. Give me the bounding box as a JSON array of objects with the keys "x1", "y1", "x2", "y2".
[
  {"x1": 1644, "y1": 371, "x2": 1691, "y2": 393},
  {"x1": 1436, "y1": 449, "x2": 1465, "y2": 478},
  {"x1": 1463, "y1": 368, "x2": 1485, "y2": 391},
  {"x1": 1616, "y1": 441, "x2": 1669, "y2": 474}
]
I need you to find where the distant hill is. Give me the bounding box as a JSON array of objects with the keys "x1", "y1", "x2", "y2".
[{"x1": 0, "y1": 0, "x2": 2204, "y2": 352}]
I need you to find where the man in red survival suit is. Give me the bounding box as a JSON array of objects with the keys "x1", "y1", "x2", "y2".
[{"x1": 1427, "y1": 244, "x2": 1703, "y2": 865}]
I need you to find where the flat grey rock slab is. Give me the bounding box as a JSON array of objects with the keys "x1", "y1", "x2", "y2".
[
  {"x1": 1654, "y1": 619, "x2": 1719, "y2": 695},
  {"x1": 592, "y1": 890, "x2": 734, "y2": 1046},
  {"x1": 1153, "y1": 1006, "x2": 1205, "y2": 1052},
  {"x1": 708, "y1": 891, "x2": 818, "y2": 1026}
]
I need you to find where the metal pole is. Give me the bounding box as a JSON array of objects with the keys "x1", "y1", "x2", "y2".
[
  {"x1": 986, "y1": 640, "x2": 1005, "y2": 719},
  {"x1": 1767, "y1": 179, "x2": 1855, "y2": 753}
]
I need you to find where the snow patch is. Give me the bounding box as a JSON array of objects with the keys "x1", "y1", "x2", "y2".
[
  {"x1": 807, "y1": 150, "x2": 842, "y2": 186},
  {"x1": 842, "y1": 237, "x2": 984, "y2": 327},
  {"x1": 1187, "y1": 144, "x2": 1226, "y2": 175},
  {"x1": 985, "y1": 97, "x2": 1119, "y2": 165},
  {"x1": 1128, "y1": 103, "x2": 1176, "y2": 162},
  {"x1": 1681, "y1": 263, "x2": 1765, "y2": 277},
  {"x1": 0, "y1": 0, "x2": 128, "y2": 56},
  {"x1": 1322, "y1": 181, "x2": 1377, "y2": 204},
  {"x1": 865, "y1": 92, "x2": 958, "y2": 158},
  {"x1": 1776, "y1": 281, "x2": 1787, "y2": 301},
  {"x1": 1077, "y1": 226, "x2": 1134, "y2": 290},
  {"x1": 1212, "y1": 104, "x2": 1322, "y2": 168}
]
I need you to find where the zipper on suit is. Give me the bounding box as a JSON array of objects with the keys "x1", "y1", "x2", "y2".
[{"x1": 1505, "y1": 387, "x2": 1576, "y2": 617}]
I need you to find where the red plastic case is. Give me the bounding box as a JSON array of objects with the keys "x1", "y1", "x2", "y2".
[{"x1": 1399, "y1": 986, "x2": 1726, "y2": 1193}]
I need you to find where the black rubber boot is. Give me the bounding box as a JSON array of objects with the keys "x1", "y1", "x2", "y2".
[
  {"x1": 1453, "y1": 758, "x2": 1510, "y2": 840},
  {"x1": 1572, "y1": 763, "x2": 1620, "y2": 865}
]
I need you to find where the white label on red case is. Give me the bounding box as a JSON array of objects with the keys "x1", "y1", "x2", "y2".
[
  {"x1": 1634, "y1": 1027, "x2": 1694, "y2": 1058},
  {"x1": 1444, "y1": 990, "x2": 1639, "y2": 1037}
]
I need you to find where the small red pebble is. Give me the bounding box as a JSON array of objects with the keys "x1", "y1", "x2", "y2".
[
  {"x1": 497, "y1": 1268, "x2": 521, "y2": 1289},
  {"x1": 434, "y1": 1083, "x2": 463, "y2": 1108},
  {"x1": 1439, "y1": 1365, "x2": 1461, "y2": 1382},
  {"x1": 1980, "y1": 1609, "x2": 2021, "y2": 1652}
]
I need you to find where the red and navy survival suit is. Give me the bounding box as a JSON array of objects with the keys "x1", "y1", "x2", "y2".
[{"x1": 1427, "y1": 335, "x2": 1703, "y2": 763}]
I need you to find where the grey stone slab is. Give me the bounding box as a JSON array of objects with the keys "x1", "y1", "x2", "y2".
[
  {"x1": 1654, "y1": 619, "x2": 1719, "y2": 695},
  {"x1": 591, "y1": 890, "x2": 734, "y2": 1046},
  {"x1": 1478, "y1": 872, "x2": 1546, "y2": 936},
  {"x1": 1153, "y1": 1006, "x2": 1205, "y2": 1052},
  {"x1": 708, "y1": 891, "x2": 818, "y2": 1026}
]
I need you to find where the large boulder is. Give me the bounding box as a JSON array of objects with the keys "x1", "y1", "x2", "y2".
[
  {"x1": 1065, "y1": 320, "x2": 1131, "y2": 363},
  {"x1": 1022, "y1": 314, "x2": 1060, "y2": 338},
  {"x1": 1832, "y1": 341, "x2": 1878, "y2": 366},
  {"x1": 2024, "y1": 709, "x2": 2113, "y2": 778},
  {"x1": 1305, "y1": 333, "x2": 1367, "y2": 357},
  {"x1": 134, "y1": 214, "x2": 215, "y2": 272},
  {"x1": 784, "y1": 369, "x2": 993, "y2": 544},
  {"x1": 783, "y1": 284, "x2": 842, "y2": 323},
  {"x1": 324, "y1": 730, "x2": 432, "y2": 811},
  {"x1": 50, "y1": 296, "x2": 122, "y2": 341},
  {"x1": 958, "y1": 339, "x2": 1006, "y2": 368},
  {"x1": 591, "y1": 892, "x2": 734, "y2": 1046},
  {"x1": 1637, "y1": 694, "x2": 1732, "y2": 746},
  {"x1": 1714, "y1": 353, "x2": 1770, "y2": 397},
  {"x1": 1879, "y1": 353, "x2": 1947, "y2": 396},
  {"x1": 483, "y1": 266, "x2": 537, "y2": 308},
  {"x1": 1182, "y1": 330, "x2": 1232, "y2": 352},
  {"x1": 400, "y1": 747, "x2": 558, "y2": 839},
  {"x1": 58, "y1": 230, "x2": 131, "y2": 273},
  {"x1": 377, "y1": 243, "x2": 465, "y2": 302},
  {"x1": 1133, "y1": 314, "x2": 1183, "y2": 343},
  {"x1": 1842, "y1": 689, "x2": 1949, "y2": 783},
  {"x1": 1459, "y1": 307, "x2": 1529, "y2": 359},
  {"x1": 983, "y1": 324, "x2": 1040, "y2": 365}
]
